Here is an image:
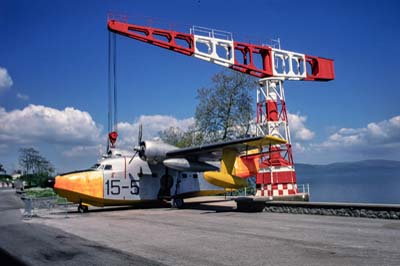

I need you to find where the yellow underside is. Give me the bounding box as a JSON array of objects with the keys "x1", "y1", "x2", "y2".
[
  {"x1": 54, "y1": 187, "x2": 226, "y2": 207},
  {"x1": 176, "y1": 190, "x2": 226, "y2": 198},
  {"x1": 54, "y1": 187, "x2": 142, "y2": 207}
]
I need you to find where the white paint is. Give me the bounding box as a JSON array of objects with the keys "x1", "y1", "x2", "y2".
[
  {"x1": 271, "y1": 48, "x2": 306, "y2": 79},
  {"x1": 192, "y1": 26, "x2": 235, "y2": 67}
]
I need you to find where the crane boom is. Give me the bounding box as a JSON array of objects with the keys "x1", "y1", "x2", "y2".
[
  {"x1": 107, "y1": 19, "x2": 334, "y2": 81},
  {"x1": 106, "y1": 14, "x2": 335, "y2": 200}
]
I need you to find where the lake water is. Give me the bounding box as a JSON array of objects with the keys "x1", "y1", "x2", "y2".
[{"x1": 302, "y1": 180, "x2": 400, "y2": 204}]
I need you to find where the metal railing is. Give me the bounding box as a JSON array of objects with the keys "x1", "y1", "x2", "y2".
[
  {"x1": 297, "y1": 183, "x2": 310, "y2": 196},
  {"x1": 191, "y1": 26, "x2": 233, "y2": 40},
  {"x1": 21, "y1": 196, "x2": 75, "y2": 219}
]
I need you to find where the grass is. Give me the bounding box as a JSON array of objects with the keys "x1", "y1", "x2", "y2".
[
  {"x1": 24, "y1": 187, "x2": 57, "y2": 198},
  {"x1": 24, "y1": 188, "x2": 69, "y2": 204}
]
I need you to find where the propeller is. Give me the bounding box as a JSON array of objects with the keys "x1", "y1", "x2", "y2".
[{"x1": 129, "y1": 124, "x2": 146, "y2": 164}]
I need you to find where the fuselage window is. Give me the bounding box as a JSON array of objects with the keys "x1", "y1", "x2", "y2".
[
  {"x1": 182, "y1": 173, "x2": 187, "y2": 178},
  {"x1": 104, "y1": 164, "x2": 112, "y2": 170},
  {"x1": 193, "y1": 174, "x2": 198, "y2": 179}
]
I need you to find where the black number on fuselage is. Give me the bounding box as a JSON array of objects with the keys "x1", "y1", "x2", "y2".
[
  {"x1": 105, "y1": 179, "x2": 120, "y2": 195},
  {"x1": 130, "y1": 180, "x2": 139, "y2": 195}
]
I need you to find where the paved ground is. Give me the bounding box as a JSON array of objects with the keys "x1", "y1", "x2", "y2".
[
  {"x1": 0, "y1": 190, "x2": 165, "y2": 266},
  {"x1": 1, "y1": 190, "x2": 400, "y2": 265}
]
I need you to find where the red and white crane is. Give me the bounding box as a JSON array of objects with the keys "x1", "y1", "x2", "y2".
[{"x1": 107, "y1": 14, "x2": 335, "y2": 199}]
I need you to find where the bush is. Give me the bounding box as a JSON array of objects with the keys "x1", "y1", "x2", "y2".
[
  {"x1": 0, "y1": 174, "x2": 12, "y2": 183},
  {"x1": 19, "y1": 173, "x2": 54, "y2": 188}
]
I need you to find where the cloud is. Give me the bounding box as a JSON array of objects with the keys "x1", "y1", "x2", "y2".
[
  {"x1": 320, "y1": 115, "x2": 400, "y2": 150},
  {"x1": 292, "y1": 142, "x2": 307, "y2": 153},
  {"x1": 0, "y1": 66, "x2": 13, "y2": 92},
  {"x1": 283, "y1": 113, "x2": 400, "y2": 163},
  {"x1": 292, "y1": 115, "x2": 400, "y2": 163},
  {"x1": 0, "y1": 104, "x2": 199, "y2": 171},
  {"x1": 288, "y1": 112, "x2": 315, "y2": 141},
  {"x1": 16, "y1": 93, "x2": 29, "y2": 101},
  {"x1": 0, "y1": 104, "x2": 102, "y2": 145},
  {"x1": 117, "y1": 115, "x2": 195, "y2": 147},
  {"x1": 62, "y1": 144, "x2": 105, "y2": 158}
]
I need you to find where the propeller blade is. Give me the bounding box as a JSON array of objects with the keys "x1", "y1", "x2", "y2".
[
  {"x1": 138, "y1": 124, "x2": 143, "y2": 146},
  {"x1": 128, "y1": 150, "x2": 138, "y2": 164},
  {"x1": 129, "y1": 124, "x2": 145, "y2": 164}
]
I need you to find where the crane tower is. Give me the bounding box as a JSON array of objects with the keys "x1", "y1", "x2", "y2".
[{"x1": 107, "y1": 14, "x2": 335, "y2": 200}]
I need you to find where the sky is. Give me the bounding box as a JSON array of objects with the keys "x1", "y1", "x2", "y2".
[{"x1": 0, "y1": 0, "x2": 399, "y2": 173}]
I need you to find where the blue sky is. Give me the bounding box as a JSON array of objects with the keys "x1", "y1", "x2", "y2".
[{"x1": 1, "y1": 0, "x2": 400, "y2": 173}]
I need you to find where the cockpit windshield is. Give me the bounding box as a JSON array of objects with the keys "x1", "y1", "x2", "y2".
[
  {"x1": 88, "y1": 158, "x2": 122, "y2": 172},
  {"x1": 90, "y1": 163, "x2": 100, "y2": 170}
]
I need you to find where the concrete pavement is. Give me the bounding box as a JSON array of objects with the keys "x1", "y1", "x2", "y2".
[
  {"x1": 0, "y1": 190, "x2": 164, "y2": 266},
  {"x1": 1, "y1": 190, "x2": 400, "y2": 265}
]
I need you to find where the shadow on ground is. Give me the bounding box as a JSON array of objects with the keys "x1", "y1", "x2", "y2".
[
  {"x1": 62, "y1": 199, "x2": 237, "y2": 214},
  {"x1": 0, "y1": 248, "x2": 26, "y2": 266}
]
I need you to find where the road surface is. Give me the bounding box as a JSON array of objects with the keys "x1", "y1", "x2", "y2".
[{"x1": 1, "y1": 190, "x2": 400, "y2": 265}]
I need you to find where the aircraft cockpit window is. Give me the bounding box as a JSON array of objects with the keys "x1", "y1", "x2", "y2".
[
  {"x1": 91, "y1": 163, "x2": 100, "y2": 170},
  {"x1": 104, "y1": 164, "x2": 113, "y2": 170}
]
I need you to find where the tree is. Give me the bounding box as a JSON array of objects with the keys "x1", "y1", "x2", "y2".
[
  {"x1": 159, "y1": 125, "x2": 204, "y2": 148},
  {"x1": 0, "y1": 163, "x2": 5, "y2": 174},
  {"x1": 195, "y1": 70, "x2": 255, "y2": 143},
  {"x1": 19, "y1": 148, "x2": 54, "y2": 176}
]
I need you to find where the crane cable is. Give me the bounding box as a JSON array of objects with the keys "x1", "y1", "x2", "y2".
[
  {"x1": 108, "y1": 31, "x2": 112, "y2": 135},
  {"x1": 113, "y1": 32, "x2": 118, "y2": 133},
  {"x1": 107, "y1": 31, "x2": 118, "y2": 150},
  {"x1": 108, "y1": 31, "x2": 118, "y2": 133}
]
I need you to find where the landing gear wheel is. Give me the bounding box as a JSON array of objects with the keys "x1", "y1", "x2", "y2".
[
  {"x1": 172, "y1": 198, "x2": 184, "y2": 209},
  {"x1": 78, "y1": 204, "x2": 88, "y2": 213}
]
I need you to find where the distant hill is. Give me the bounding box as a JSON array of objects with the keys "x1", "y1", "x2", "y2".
[{"x1": 294, "y1": 160, "x2": 400, "y2": 204}]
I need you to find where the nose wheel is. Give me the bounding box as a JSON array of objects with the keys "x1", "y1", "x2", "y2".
[
  {"x1": 172, "y1": 198, "x2": 184, "y2": 209},
  {"x1": 78, "y1": 203, "x2": 89, "y2": 213}
]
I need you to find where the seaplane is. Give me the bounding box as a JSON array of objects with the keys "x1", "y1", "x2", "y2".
[{"x1": 53, "y1": 126, "x2": 286, "y2": 212}]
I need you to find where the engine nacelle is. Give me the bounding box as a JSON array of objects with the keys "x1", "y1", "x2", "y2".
[
  {"x1": 143, "y1": 140, "x2": 177, "y2": 164},
  {"x1": 163, "y1": 158, "x2": 218, "y2": 172}
]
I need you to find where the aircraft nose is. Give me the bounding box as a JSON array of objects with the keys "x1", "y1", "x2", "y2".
[{"x1": 53, "y1": 171, "x2": 104, "y2": 201}]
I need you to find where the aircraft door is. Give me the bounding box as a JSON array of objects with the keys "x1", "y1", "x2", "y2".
[{"x1": 158, "y1": 174, "x2": 174, "y2": 200}]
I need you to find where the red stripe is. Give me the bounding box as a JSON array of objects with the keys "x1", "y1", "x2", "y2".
[
  {"x1": 256, "y1": 171, "x2": 297, "y2": 184},
  {"x1": 124, "y1": 157, "x2": 127, "y2": 179}
]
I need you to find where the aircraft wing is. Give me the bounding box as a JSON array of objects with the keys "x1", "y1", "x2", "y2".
[{"x1": 166, "y1": 135, "x2": 286, "y2": 161}]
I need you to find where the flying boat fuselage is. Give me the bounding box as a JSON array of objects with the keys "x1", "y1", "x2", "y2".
[
  {"x1": 53, "y1": 135, "x2": 287, "y2": 210},
  {"x1": 54, "y1": 155, "x2": 226, "y2": 208}
]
